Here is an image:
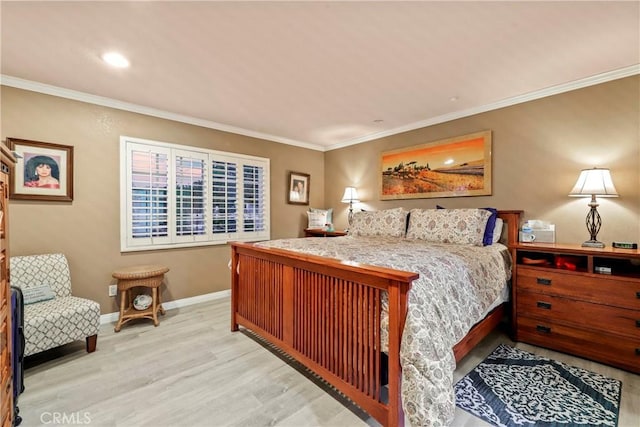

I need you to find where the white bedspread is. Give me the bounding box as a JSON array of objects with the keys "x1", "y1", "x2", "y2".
[{"x1": 256, "y1": 236, "x2": 511, "y2": 427}]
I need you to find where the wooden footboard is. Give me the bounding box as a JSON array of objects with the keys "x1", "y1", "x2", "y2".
[
  {"x1": 231, "y1": 210, "x2": 521, "y2": 427},
  {"x1": 231, "y1": 244, "x2": 417, "y2": 426}
]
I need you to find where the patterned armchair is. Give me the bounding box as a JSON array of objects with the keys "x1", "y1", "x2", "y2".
[{"x1": 9, "y1": 253, "x2": 100, "y2": 357}]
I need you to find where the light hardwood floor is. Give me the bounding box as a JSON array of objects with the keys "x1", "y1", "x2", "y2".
[{"x1": 18, "y1": 297, "x2": 639, "y2": 427}]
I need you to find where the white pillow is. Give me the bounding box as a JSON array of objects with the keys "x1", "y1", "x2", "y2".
[
  {"x1": 308, "y1": 207, "x2": 333, "y2": 226},
  {"x1": 492, "y1": 218, "x2": 504, "y2": 244},
  {"x1": 406, "y1": 208, "x2": 491, "y2": 246},
  {"x1": 307, "y1": 210, "x2": 328, "y2": 228},
  {"x1": 349, "y1": 208, "x2": 407, "y2": 237}
]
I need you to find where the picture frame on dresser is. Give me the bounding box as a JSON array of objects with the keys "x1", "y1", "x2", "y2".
[{"x1": 8, "y1": 137, "x2": 74, "y2": 202}]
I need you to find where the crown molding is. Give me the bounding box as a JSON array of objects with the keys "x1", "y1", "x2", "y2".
[
  {"x1": 0, "y1": 75, "x2": 326, "y2": 152},
  {"x1": 3, "y1": 64, "x2": 638, "y2": 153},
  {"x1": 325, "y1": 64, "x2": 640, "y2": 151}
]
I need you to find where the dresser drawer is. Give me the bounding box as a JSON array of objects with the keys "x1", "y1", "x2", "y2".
[
  {"x1": 517, "y1": 315, "x2": 640, "y2": 373},
  {"x1": 517, "y1": 266, "x2": 640, "y2": 310},
  {"x1": 517, "y1": 290, "x2": 640, "y2": 339}
]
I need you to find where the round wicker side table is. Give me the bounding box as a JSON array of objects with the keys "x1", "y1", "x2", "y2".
[{"x1": 112, "y1": 264, "x2": 169, "y2": 332}]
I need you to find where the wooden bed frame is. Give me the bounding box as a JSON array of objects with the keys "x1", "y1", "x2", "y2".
[{"x1": 231, "y1": 210, "x2": 521, "y2": 427}]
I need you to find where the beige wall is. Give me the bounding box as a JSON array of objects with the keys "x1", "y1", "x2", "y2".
[
  {"x1": 1, "y1": 86, "x2": 324, "y2": 313},
  {"x1": 325, "y1": 76, "x2": 640, "y2": 244},
  {"x1": 2, "y1": 76, "x2": 638, "y2": 314}
]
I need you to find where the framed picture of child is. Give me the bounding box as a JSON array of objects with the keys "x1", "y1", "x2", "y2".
[
  {"x1": 287, "y1": 171, "x2": 310, "y2": 205},
  {"x1": 8, "y1": 138, "x2": 74, "y2": 201}
]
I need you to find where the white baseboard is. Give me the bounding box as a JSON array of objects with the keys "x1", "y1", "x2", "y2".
[{"x1": 100, "y1": 289, "x2": 231, "y2": 325}]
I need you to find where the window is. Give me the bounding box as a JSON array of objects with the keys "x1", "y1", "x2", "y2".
[{"x1": 120, "y1": 136, "x2": 270, "y2": 251}]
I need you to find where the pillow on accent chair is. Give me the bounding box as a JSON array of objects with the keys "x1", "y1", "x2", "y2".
[{"x1": 22, "y1": 283, "x2": 56, "y2": 305}]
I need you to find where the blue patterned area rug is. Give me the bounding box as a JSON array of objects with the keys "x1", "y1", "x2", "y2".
[{"x1": 454, "y1": 344, "x2": 621, "y2": 427}]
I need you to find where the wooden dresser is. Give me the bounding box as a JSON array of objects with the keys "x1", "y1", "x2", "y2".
[
  {"x1": 0, "y1": 144, "x2": 14, "y2": 427},
  {"x1": 513, "y1": 243, "x2": 640, "y2": 373}
]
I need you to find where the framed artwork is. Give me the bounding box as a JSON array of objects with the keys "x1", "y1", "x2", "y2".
[
  {"x1": 8, "y1": 138, "x2": 74, "y2": 202},
  {"x1": 287, "y1": 171, "x2": 310, "y2": 205},
  {"x1": 379, "y1": 130, "x2": 492, "y2": 200}
]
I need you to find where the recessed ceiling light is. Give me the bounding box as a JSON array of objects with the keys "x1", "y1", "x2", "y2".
[
  {"x1": 102, "y1": 52, "x2": 130, "y2": 68},
  {"x1": 373, "y1": 119, "x2": 384, "y2": 123},
  {"x1": 449, "y1": 96, "x2": 459, "y2": 102}
]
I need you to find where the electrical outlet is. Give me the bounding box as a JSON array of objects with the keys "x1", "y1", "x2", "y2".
[{"x1": 108, "y1": 284, "x2": 117, "y2": 297}]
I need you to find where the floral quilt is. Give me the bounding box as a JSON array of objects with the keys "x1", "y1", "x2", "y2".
[{"x1": 257, "y1": 236, "x2": 511, "y2": 427}]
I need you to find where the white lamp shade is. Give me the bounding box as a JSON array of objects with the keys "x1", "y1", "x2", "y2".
[
  {"x1": 341, "y1": 187, "x2": 360, "y2": 203},
  {"x1": 569, "y1": 168, "x2": 619, "y2": 197}
]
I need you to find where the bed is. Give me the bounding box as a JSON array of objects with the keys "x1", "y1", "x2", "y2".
[{"x1": 231, "y1": 208, "x2": 521, "y2": 427}]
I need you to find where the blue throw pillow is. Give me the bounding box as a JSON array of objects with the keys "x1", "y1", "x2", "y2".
[
  {"x1": 481, "y1": 208, "x2": 498, "y2": 246},
  {"x1": 436, "y1": 206, "x2": 497, "y2": 246}
]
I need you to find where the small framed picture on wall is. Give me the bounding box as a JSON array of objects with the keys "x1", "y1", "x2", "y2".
[
  {"x1": 8, "y1": 137, "x2": 74, "y2": 202},
  {"x1": 287, "y1": 171, "x2": 310, "y2": 205}
]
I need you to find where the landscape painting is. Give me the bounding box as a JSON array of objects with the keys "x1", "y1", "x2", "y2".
[{"x1": 380, "y1": 130, "x2": 492, "y2": 200}]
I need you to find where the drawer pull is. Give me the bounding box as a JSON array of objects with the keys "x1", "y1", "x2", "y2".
[
  {"x1": 636, "y1": 348, "x2": 640, "y2": 356},
  {"x1": 537, "y1": 301, "x2": 552, "y2": 310},
  {"x1": 636, "y1": 320, "x2": 640, "y2": 328},
  {"x1": 536, "y1": 325, "x2": 551, "y2": 333},
  {"x1": 637, "y1": 291, "x2": 640, "y2": 299},
  {"x1": 536, "y1": 277, "x2": 552, "y2": 286}
]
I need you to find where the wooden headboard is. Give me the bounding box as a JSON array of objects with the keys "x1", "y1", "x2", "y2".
[{"x1": 497, "y1": 210, "x2": 523, "y2": 248}]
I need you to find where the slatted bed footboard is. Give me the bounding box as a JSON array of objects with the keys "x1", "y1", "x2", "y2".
[{"x1": 231, "y1": 243, "x2": 417, "y2": 426}]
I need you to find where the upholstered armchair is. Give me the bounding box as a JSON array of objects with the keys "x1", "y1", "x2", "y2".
[{"x1": 9, "y1": 253, "x2": 100, "y2": 357}]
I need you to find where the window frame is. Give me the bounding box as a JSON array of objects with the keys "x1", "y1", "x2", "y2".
[{"x1": 120, "y1": 135, "x2": 270, "y2": 252}]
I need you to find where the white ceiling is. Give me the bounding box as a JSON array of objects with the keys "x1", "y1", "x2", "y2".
[{"x1": 1, "y1": 1, "x2": 639, "y2": 151}]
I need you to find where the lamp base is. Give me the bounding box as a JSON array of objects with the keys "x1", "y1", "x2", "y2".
[{"x1": 582, "y1": 240, "x2": 605, "y2": 248}]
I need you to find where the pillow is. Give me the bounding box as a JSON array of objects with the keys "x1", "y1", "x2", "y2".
[
  {"x1": 307, "y1": 210, "x2": 328, "y2": 229},
  {"x1": 308, "y1": 207, "x2": 333, "y2": 226},
  {"x1": 22, "y1": 283, "x2": 56, "y2": 305},
  {"x1": 406, "y1": 208, "x2": 492, "y2": 246},
  {"x1": 481, "y1": 208, "x2": 498, "y2": 246},
  {"x1": 349, "y1": 207, "x2": 408, "y2": 237},
  {"x1": 436, "y1": 205, "x2": 498, "y2": 246},
  {"x1": 492, "y1": 217, "x2": 504, "y2": 244}
]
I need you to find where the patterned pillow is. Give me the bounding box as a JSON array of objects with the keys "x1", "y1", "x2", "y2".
[
  {"x1": 307, "y1": 210, "x2": 328, "y2": 228},
  {"x1": 308, "y1": 207, "x2": 333, "y2": 225},
  {"x1": 437, "y1": 205, "x2": 498, "y2": 246},
  {"x1": 406, "y1": 208, "x2": 492, "y2": 246},
  {"x1": 349, "y1": 208, "x2": 408, "y2": 237}
]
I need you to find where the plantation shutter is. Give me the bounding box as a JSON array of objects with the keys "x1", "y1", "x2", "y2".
[
  {"x1": 242, "y1": 164, "x2": 267, "y2": 234},
  {"x1": 211, "y1": 158, "x2": 238, "y2": 240},
  {"x1": 121, "y1": 136, "x2": 269, "y2": 251},
  {"x1": 124, "y1": 142, "x2": 171, "y2": 248},
  {"x1": 174, "y1": 150, "x2": 209, "y2": 243}
]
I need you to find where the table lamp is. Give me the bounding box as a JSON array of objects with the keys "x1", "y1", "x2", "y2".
[
  {"x1": 341, "y1": 187, "x2": 360, "y2": 225},
  {"x1": 568, "y1": 167, "x2": 618, "y2": 248}
]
